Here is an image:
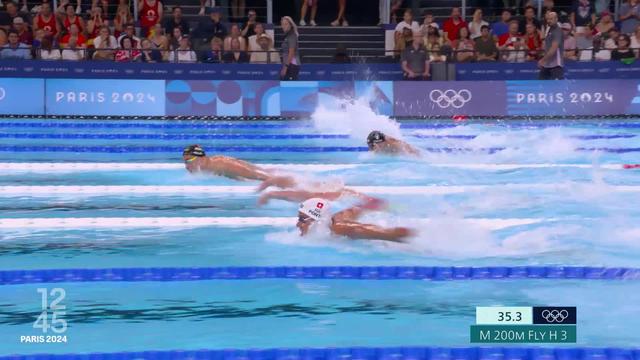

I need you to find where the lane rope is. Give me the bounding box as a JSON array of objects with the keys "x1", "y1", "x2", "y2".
[{"x1": 0, "y1": 266, "x2": 638, "y2": 285}]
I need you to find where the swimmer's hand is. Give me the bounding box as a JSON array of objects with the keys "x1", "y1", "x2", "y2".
[
  {"x1": 256, "y1": 176, "x2": 297, "y2": 192},
  {"x1": 257, "y1": 193, "x2": 272, "y2": 206}
]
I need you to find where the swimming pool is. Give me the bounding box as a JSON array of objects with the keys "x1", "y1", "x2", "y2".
[{"x1": 1, "y1": 118, "x2": 640, "y2": 355}]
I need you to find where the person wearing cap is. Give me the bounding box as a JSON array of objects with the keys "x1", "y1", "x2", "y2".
[
  {"x1": 182, "y1": 144, "x2": 276, "y2": 181},
  {"x1": 295, "y1": 197, "x2": 412, "y2": 242},
  {"x1": 366, "y1": 131, "x2": 420, "y2": 156},
  {"x1": 11, "y1": 17, "x2": 32, "y2": 45},
  {"x1": 194, "y1": 7, "x2": 228, "y2": 51},
  {"x1": 250, "y1": 33, "x2": 279, "y2": 63}
]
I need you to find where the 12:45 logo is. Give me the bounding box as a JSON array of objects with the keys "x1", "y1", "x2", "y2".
[{"x1": 34, "y1": 288, "x2": 67, "y2": 333}]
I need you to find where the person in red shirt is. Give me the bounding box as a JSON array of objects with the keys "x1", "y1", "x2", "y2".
[
  {"x1": 443, "y1": 7, "x2": 467, "y2": 42},
  {"x1": 12, "y1": 17, "x2": 33, "y2": 45},
  {"x1": 60, "y1": 23, "x2": 86, "y2": 47},
  {"x1": 498, "y1": 20, "x2": 521, "y2": 47},
  {"x1": 61, "y1": 4, "x2": 85, "y2": 34},
  {"x1": 33, "y1": 2, "x2": 59, "y2": 38},
  {"x1": 138, "y1": 0, "x2": 163, "y2": 37},
  {"x1": 523, "y1": 22, "x2": 542, "y2": 60},
  {"x1": 87, "y1": 6, "x2": 108, "y2": 41}
]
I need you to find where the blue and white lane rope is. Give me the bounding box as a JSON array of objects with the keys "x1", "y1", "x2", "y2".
[
  {"x1": 2, "y1": 146, "x2": 640, "y2": 153},
  {"x1": 1, "y1": 266, "x2": 639, "y2": 285},
  {"x1": 0, "y1": 133, "x2": 636, "y2": 140},
  {"x1": 1, "y1": 347, "x2": 640, "y2": 360}
]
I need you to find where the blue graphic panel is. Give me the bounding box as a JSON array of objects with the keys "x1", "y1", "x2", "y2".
[
  {"x1": 45, "y1": 79, "x2": 165, "y2": 116},
  {"x1": 165, "y1": 80, "x2": 280, "y2": 116},
  {"x1": 0, "y1": 78, "x2": 44, "y2": 115}
]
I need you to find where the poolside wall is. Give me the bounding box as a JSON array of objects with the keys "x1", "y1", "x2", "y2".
[{"x1": 1, "y1": 77, "x2": 638, "y2": 117}]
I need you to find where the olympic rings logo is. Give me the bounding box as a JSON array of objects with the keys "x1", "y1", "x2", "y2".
[
  {"x1": 541, "y1": 309, "x2": 569, "y2": 323},
  {"x1": 429, "y1": 89, "x2": 472, "y2": 109}
]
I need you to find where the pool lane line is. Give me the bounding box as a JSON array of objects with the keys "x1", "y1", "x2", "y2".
[
  {"x1": 1, "y1": 266, "x2": 639, "y2": 285},
  {"x1": 0, "y1": 217, "x2": 552, "y2": 230},
  {"x1": 1, "y1": 184, "x2": 638, "y2": 197},
  {"x1": 0, "y1": 162, "x2": 632, "y2": 172},
  {"x1": 3, "y1": 146, "x2": 640, "y2": 153},
  {"x1": 0, "y1": 133, "x2": 636, "y2": 140},
  {"x1": 1, "y1": 348, "x2": 640, "y2": 360}
]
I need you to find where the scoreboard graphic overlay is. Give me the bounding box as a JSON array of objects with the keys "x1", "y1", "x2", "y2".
[{"x1": 470, "y1": 307, "x2": 577, "y2": 343}]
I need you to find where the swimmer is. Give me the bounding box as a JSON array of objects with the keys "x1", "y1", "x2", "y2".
[
  {"x1": 182, "y1": 144, "x2": 273, "y2": 180},
  {"x1": 296, "y1": 197, "x2": 413, "y2": 242},
  {"x1": 367, "y1": 131, "x2": 420, "y2": 156}
]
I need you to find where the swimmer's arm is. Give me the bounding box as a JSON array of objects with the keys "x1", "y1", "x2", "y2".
[
  {"x1": 256, "y1": 176, "x2": 297, "y2": 192},
  {"x1": 331, "y1": 221, "x2": 412, "y2": 242},
  {"x1": 331, "y1": 198, "x2": 387, "y2": 222},
  {"x1": 208, "y1": 157, "x2": 271, "y2": 181},
  {"x1": 258, "y1": 190, "x2": 343, "y2": 205}
]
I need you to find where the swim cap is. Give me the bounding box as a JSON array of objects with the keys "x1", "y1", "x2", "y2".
[
  {"x1": 299, "y1": 198, "x2": 330, "y2": 221},
  {"x1": 367, "y1": 131, "x2": 386, "y2": 146},
  {"x1": 183, "y1": 144, "x2": 206, "y2": 157}
]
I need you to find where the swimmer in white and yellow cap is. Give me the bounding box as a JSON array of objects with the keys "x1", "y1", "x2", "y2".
[{"x1": 296, "y1": 197, "x2": 413, "y2": 242}]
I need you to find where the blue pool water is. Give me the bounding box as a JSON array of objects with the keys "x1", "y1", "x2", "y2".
[{"x1": 1, "y1": 118, "x2": 640, "y2": 354}]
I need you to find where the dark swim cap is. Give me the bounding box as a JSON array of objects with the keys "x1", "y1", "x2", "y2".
[
  {"x1": 183, "y1": 144, "x2": 206, "y2": 157},
  {"x1": 367, "y1": 131, "x2": 386, "y2": 146}
]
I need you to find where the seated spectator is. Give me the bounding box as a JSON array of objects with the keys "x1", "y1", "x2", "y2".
[
  {"x1": 1, "y1": 1, "x2": 31, "y2": 31},
  {"x1": 115, "y1": 36, "x2": 141, "y2": 61},
  {"x1": 242, "y1": 9, "x2": 258, "y2": 37},
  {"x1": 498, "y1": 20, "x2": 522, "y2": 47},
  {"x1": 395, "y1": 9, "x2": 420, "y2": 42},
  {"x1": 0, "y1": 29, "x2": 31, "y2": 59},
  {"x1": 61, "y1": 23, "x2": 86, "y2": 47},
  {"x1": 149, "y1": 23, "x2": 168, "y2": 49},
  {"x1": 250, "y1": 33, "x2": 280, "y2": 63},
  {"x1": 619, "y1": 0, "x2": 640, "y2": 35},
  {"x1": 61, "y1": 35, "x2": 85, "y2": 61},
  {"x1": 163, "y1": 6, "x2": 189, "y2": 37},
  {"x1": 571, "y1": 0, "x2": 596, "y2": 31},
  {"x1": 523, "y1": 22, "x2": 542, "y2": 60},
  {"x1": 474, "y1": 25, "x2": 498, "y2": 61},
  {"x1": 12, "y1": 17, "x2": 32, "y2": 45},
  {"x1": 401, "y1": 33, "x2": 430, "y2": 80},
  {"x1": 194, "y1": 7, "x2": 227, "y2": 51},
  {"x1": 455, "y1": 27, "x2": 475, "y2": 62},
  {"x1": 32, "y1": 2, "x2": 58, "y2": 38},
  {"x1": 248, "y1": 22, "x2": 266, "y2": 51},
  {"x1": 425, "y1": 31, "x2": 443, "y2": 52},
  {"x1": 92, "y1": 26, "x2": 117, "y2": 60},
  {"x1": 579, "y1": 34, "x2": 611, "y2": 60},
  {"x1": 169, "y1": 27, "x2": 183, "y2": 50},
  {"x1": 604, "y1": 28, "x2": 619, "y2": 49},
  {"x1": 87, "y1": 6, "x2": 108, "y2": 41},
  {"x1": 419, "y1": 12, "x2": 438, "y2": 37},
  {"x1": 468, "y1": 8, "x2": 489, "y2": 40},
  {"x1": 562, "y1": 23, "x2": 578, "y2": 60},
  {"x1": 140, "y1": 38, "x2": 163, "y2": 62},
  {"x1": 0, "y1": 28, "x2": 6, "y2": 47},
  {"x1": 93, "y1": 25, "x2": 117, "y2": 50},
  {"x1": 113, "y1": 2, "x2": 133, "y2": 38},
  {"x1": 519, "y1": 6, "x2": 541, "y2": 34},
  {"x1": 202, "y1": 36, "x2": 223, "y2": 63},
  {"x1": 631, "y1": 25, "x2": 640, "y2": 56},
  {"x1": 172, "y1": 35, "x2": 197, "y2": 63},
  {"x1": 611, "y1": 34, "x2": 636, "y2": 61},
  {"x1": 331, "y1": 43, "x2": 351, "y2": 63},
  {"x1": 394, "y1": 27, "x2": 413, "y2": 56},
  {"x1": 491, "y1": 9, "x2": 512, "y2": 37},
  {"x1": 224, "y1": 23, "x2": 247, "y2": 51},
  {"x1": 61, "y1": 4, "x2": 84, "y2": 34},
  {"x1": 443, "y1": 7, "x2": 467, "y2": 42},
  {"x1": 223, "y1": 37, "x2": 249, "y2": 63},
  {"x1": 37, "y1": 36, "x2": 60, "y2": 60},
  {"x1": 117, "y1": 23, "x2": 140, "y2": 48},
  {"x1": 594, "y1": 11, "x2": 614, "y2": 36},
  {"x1": 138, "y1": 0, "x2": 163, "y2": 37},
  {"x1": 428, "y1": 43, "x2": 447, "y2": 62},
  {"x1": 423, "y1": 23, "x2": 442, "y2": 45}
]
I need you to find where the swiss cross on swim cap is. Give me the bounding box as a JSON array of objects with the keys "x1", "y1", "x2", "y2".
[{"x1": 299, "y1": 198, "x2": 330, "y2": 221}]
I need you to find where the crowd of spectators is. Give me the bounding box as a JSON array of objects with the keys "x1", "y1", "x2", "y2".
[
  {"x1": 0, "y1": 0, "x2": 280, "y2": 63},
  {"x1": 395, "y1": 0, "x2": 640, "y2": 76}
]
